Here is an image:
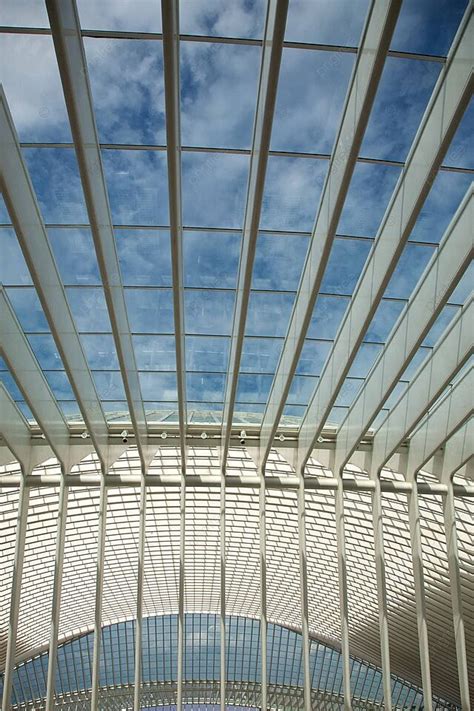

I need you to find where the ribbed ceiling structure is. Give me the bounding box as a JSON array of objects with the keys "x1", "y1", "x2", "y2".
[{"x1": 0, "y1": 0, "x2": 472, "y2": 709}]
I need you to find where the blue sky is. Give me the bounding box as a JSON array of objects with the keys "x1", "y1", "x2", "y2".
[{"x1": 0, "y1": 0, "x2": 472, "y2": 426}]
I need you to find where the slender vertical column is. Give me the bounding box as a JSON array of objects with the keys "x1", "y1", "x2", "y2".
[
  {"x1": 407, "y1": 480, "x2": 432, "y2": 710},
  {"x1": 298, "y1": 466, "x2": 311, "y2": 709},
  {"x1": 134, "y1": 470, "x2": 147, "y2": 711},
  {"x1": 335, "y1": 473, "x2": 352, "y2": 709},
  {"x1": 443, "y1": 478, "x2": 470, "y2": 709},
  {"x1": 259, "y1": 463, "x2": 267, "y2": 711},
  {"x1": 177, "y1": 474, "x2": 186, "y2": 711},
  {"x1": 45, "y1": 471, "x2": 69, "y2": 710},
  {"x1": 91, "y1": 473, "x2": 108, "y2": 710},
  {"x1": 368, "y1": 458, "x2": 392, "y2": 709},
  {"x1": 1, "y1": 478, "x2": 30, "y2": 711},
  {"x1": 220, "y1": 464, "x2": 226, "y2": 711}
]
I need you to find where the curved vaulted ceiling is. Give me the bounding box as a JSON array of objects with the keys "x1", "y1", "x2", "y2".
[{"x1": 0, "y1": 0, "x2": 472, "y2": 710}]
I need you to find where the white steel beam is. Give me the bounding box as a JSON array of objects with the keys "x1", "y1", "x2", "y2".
[
  {"x1": 259, "y1": 463, "x2": 267, "y2": 711},
  {"x1": 161, "y1": 0, "x2": 187, "y2": 467},
  {"x1": 0, "y1": 389, "x2": 32, "y2": 711},
  {"x1": 46, "y1": 0, "x2": 151, "y2": 470},
  {"x1": 0, "y1": 470, "x2": 473, "y2": 495},
  {"x1": 298, "y1": 468, "x2": 311, "y2": 710},
  {"x1": 0, "y1": 478, "x2": 29, "y2": 711},
  {"x1": 334, "y1": 187, "x2": 473, "y2": 474},
  {"x1": 371, "y1": 297, "x2": 473, "y2": 475},
  {"x1": 406, "y1": 367, "x2": 473, "y2": 477},
  {"x1": 221, "y1": 0, "x2": 289, "y2": 461},
  {"x1": 259, "y1": 0, "x2": 403, "y2": 462},
  {"x1": 45, "y1": 477, "x2": 68, "y2": 711},
  {"x1": 134, "y1": 476, "x2": 147, "y2": 711},
  {"x1": 160, "y1": 4, "x2": 187, "y2": 708},
  {"x1": 90, "y1": 475, "x2": 107, "y2": 710},
  {"x1": 407, "y1": 481, "x2": 432, "y2": 709},
  {"x1": 0, "y1": 88, "x2": 110, "y2": 469},
  {"x1": 297, "y1": 9, "x2": 474, "y2": 470},
  {"x1": 0, "y1": 290, "x2": 72, "y2": 468},
  {"x1": 443, "y1": 447, "x2": 472, "y2": 709},
  {"x1": 220, "y1": 463, "x2": 226, "y2": 711}
]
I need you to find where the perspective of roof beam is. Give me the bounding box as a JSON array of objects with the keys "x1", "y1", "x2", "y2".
[
  {"x1": 0, "y1": 288, "x2": 71, "y2": 468},
  {"x1": 161, "y1": 0, "x2": 187, "y2": 473},
  {"x1": 0, "y1": 385, "x2": 51, "y2": 474},
  {"x1": 371, "y1": 297, "x2": 473, "y2": 475},
  {"x1": 46, "y1": 0, "x2": 153, "y2": 470},
  {"x1": 441, "y1": 419, "x2": 473, "y2": 483},
  {"x1": 333, "y1": 186, "x2": 473, "y2": 474},
  {"x1": 296, "y1": 7, "x2": 473, "y2": 470},
  {"x1": 405, "y1": 366, "x2": 473, "y2": 477},
  {"x1": 258, "y1": 0, "x2": 403, "y2": 463},
  {"x1": 221, "y1": 0, "x2": 289, "y2": 464},
  {"x1": 0, "y1": 88, "x2": 111, "y2": 469}
]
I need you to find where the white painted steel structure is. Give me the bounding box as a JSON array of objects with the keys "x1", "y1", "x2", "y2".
[{"x1": 0, "y1": 0, "x2": 473, "y2": 709}]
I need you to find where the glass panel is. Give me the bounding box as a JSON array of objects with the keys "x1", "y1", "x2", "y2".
[
  {"x1": 23, "y1": 148, "x2": 88, "y2": 224},
  {"x1": 347, "y1": 343, "x2": 384, "y2": 378},
  {"x1": 384, "y1": 243, "x2": 436, "y2": 300},
  {"x1": 444, "y1": 99, "x2": 474, "y2": 170},
  {"x1": 240, "y1": 338, "x2": 283, "y2": 374},
  {"x1": 145, "y1": 405, "x2": 178, "y2": 423},
  {"x1": 27, "y1": 335, "x2": 63, "y2": 370},
  {"x1": 334, "y1": 377, "x2": 363, "y2": 408},
  {"x1": 0, "y1": 34, "x2": 71, "y2": 142},
  {"x1": 337, "y1": 163, "x2": 401, "y2": 237},
  {"x1": 400, "y1": 345, "x2": 432, "y2": 381},
  {"x1": 139, "y1": 372, "x2": 177, "y2": 401},
  {"x1": 80, "y1": 335, "x2": 120, "y2": 370},
  {"x1": 43, "y1": 371, "x2": 76, "y2": 401},
  {"x1": 287, "y1": 374, "x2": 318, "y2": 406},
  {"x1": 307, "y1": 295, "x2": 350, "y2": 340},
  {"x1": 0, "y1": 228, "x2": 32, "y2": 285},
  {"x1": 183, "y1": 232, "x2": 240, "y2": 288},
  {"x1": 364, "y1": 300, "x2": 406, "y2": 343},
  {"x1": 284, "y1": 0, "x2": 369, "y2": 45},
  {"x1": 102, "y1": 150, "x2": 169, "y2": 226},
  {"x1": 186, "y1": 373, "x2": 226, "y2": 402},
  {"x1": 101, "y1": 402, "x2": 132, "y2": 423},
  {"x1": 184, "y1": 290, "x2": 235, "y2": 336},
  {"x1": 116, "y1": 230, "x2": 172, "y2": 286},
  {"x1": 181, "y1": 42, "x2": 260, "y2": 149},
  {"x1": 0, "y1": 1, "x2": 49, "y2": 26},
  {"x1": 390, "y1": 0, "x2": 467, "y2": 56},
  {"x1": 449, "y1": 261, "x2": 473, "y2": 304},
  {"x1": 361, "y1": 58, "x2": 440, "y2": 162},
  {"x1": 133, "y1": 335, "x2": 177, "y2": 370},
  {"x1": 0, "y1": 369, "x2": 23, "y2": 401},
  {"x1": 182, "y1": 153, "x2": 249, "y2": 228},
  {"x1": 236, "y1": 374, "x2": 273, "y2": 404},
  {"x1": 186, "y1": 336, "x2": 229, "y2": 372},
  {"x1": 296, "y1": 340, "x2": 332, "y2": 376},
  {"x1": 252, "y1": 234, "x2": 308, "y2": 291},
  {"x1": 84, "y1": 38, "x2": 166, "y2": 145},
  {"x1": 77, "y1": 0, "x2": 162, "y2": 32},
  {"x1": 260, "y1": 156, "x2": 327, "y2": 232},
  {"x1": 66, "y1": 288, "x2": 112, "y2": 333},
  {"x1": 48, "y1": 229, "x2": 101, "y2": 285},
  {"x1": 245, "y1": 292, "x2": 295, "y2": 338},
  {"x1": 125, "y1": 289, "x2": 174, "y2": 334},
  {"x1": 320, "y1": 238, "x2": 372, "y2": 295},
  {"x1": 92, "y1": 371, "x2": 127, "y2": 401},
  {"x1": 271, "y1": 49, "x2": 354, "y2": 153},
  {"x1": 179, "y1": 0, "x2": 266, "y2": 39},
  {"x1": 422, "y1": 305, "x2": 460, "y2": 347},
  {"x1": 408, "y1": 170, "x2": 473, "y2": 244},
  {"x1": 5, "y1": 288, "x2": 49, "y2": 332}
]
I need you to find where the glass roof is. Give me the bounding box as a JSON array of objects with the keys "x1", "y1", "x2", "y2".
[
  {"x1": 0, "y1": 1, "x2": 472, "y2": 440},
  {"x1": 0, "y1": 614, "x2": 456, "y2": 709}
]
